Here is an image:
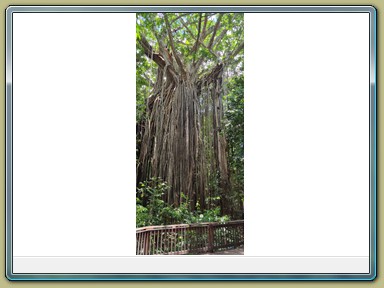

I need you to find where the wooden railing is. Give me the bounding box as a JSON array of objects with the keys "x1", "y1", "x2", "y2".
[{"x1": 136, "y1": 220, "x2": 244, "y2": 255}]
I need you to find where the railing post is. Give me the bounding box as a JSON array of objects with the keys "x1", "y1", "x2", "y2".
[
  {"x1": 144, "y1": 232, "x2": 150, "y2": 255},
  {"x1": 208, "y1": 224, "x2": 214, "y2": 253}
]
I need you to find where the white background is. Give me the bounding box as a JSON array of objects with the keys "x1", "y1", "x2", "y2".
[
  {"x1": 13, "y1": 13, "x2": 135, "y2": 256},
  {"x1": 245, "y1": 13, "x2": 370, "y2": 257},
  {"x1": 12, "y1": 12, "x2": 370, "y2": 271}
]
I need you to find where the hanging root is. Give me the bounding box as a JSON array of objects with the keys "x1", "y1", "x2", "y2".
[{"x1": 137, "y1": 58, "x2": 231, "y2": 215}]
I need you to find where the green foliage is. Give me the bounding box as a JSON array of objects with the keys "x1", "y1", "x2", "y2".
[
  {"x1": 225, "y1": 75, "x2": 244, "y2": 155},
  {"x1": 136, "y1": 177, "x2": 170, "y2": 226},
  {"x1": 196, "y1": 207, "x2": 230, "y2": 223},
  {"x1": 224, "y1": 75, "x2": 244, "y2": 219},
  {"x1": 136, "y1": 178, "x2": 230, "y2": 228}
]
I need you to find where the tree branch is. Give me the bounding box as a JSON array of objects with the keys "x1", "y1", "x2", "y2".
[
  {"x1": 208, "y1": 13, "x2": 223, "y2": 49},
  {"x1": 201, "y1": 13, "x2": 208, "y2": 39},
  {"x1": 212, "y1": 28, "x2": 228, "y2": 50},
  {"x1": 137, "y1": 34, "x2": 177, "y2": 81},
  {"x1": 192, "y1": 14, "x2": 203, "y2": 55},
  {"x1": 170, "y1": 13, "x2": 190, "y2": 24},
  {"x1": 231, "y1": 42, "x2": 244, "y2": 58},
  {"x1": 224, "y1": 41, "x2": 244, "y2": 64},
  {"x1": 199, "y1": 63, "x2": 224, "y2": 84},
  {"x1": 179, "y1": 18, "x2": 218, "y2": 60},
  {"x1": 138, "y1": 34, "x2": 165, "y2": 69},
  {"x1": 164, "y1": 14, "x2": 186, "y2": 76},
  {"x1": 201, "y1": 25, "x2": 215, "y2": 42}
]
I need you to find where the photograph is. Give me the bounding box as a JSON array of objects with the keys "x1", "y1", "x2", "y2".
[{"x1": 135, "y1": 12, "x2": 244, "y2": 255}]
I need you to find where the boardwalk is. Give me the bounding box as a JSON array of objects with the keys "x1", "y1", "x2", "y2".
[
  {"x1": 204, "y1": 247, "x2": 244, "y2": 255},
  {"x1": 136, "y1": 220, "x2": 244, "y2": 255}
]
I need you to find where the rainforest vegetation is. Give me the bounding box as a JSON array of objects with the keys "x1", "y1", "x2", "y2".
[{"x1": 136, "y1": 13, "x2": 244, "y2": 227}]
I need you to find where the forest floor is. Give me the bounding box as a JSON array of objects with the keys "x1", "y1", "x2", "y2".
[{"x1": 203, "y1": 247, "x2": 244, "y2": 255}]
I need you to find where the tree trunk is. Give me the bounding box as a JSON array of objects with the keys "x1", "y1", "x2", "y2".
[{"x1": 137, "y1": 55, "x2": 231, "y2": 213}]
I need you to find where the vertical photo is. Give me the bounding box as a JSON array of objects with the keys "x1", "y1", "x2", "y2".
[{"x1": 136, "y1": 13, "x2": 244, "y2": 255}]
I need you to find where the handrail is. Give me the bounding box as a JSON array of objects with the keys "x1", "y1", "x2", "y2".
[
  {"x1": 136, "y1": 220, "x2": 244, "y2": 231},
  {"x1": 136, "y1": 220, "x2": 244, "y2": 255}
]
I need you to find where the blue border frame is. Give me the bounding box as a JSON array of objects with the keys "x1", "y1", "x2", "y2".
[{"x1": 5, "y1": 5, "x2": 377, "y2": 281}]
